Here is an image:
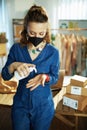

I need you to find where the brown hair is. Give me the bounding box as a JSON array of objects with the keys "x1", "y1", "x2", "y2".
[{"x1": 20, "y1": 5, "x2": 51, "y2": 45}]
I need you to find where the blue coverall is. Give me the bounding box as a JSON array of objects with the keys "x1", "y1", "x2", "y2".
[{"x1": 1, "y1": 43, "x2": 59, "y2": 130}]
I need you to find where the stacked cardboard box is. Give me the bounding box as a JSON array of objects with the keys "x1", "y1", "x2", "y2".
[
  {"x1": 63, "y1": 75, "x2": 87, "y2": 111},
  {"x1": 70, "y1": 75, "x2": 87, "y2": 87}
]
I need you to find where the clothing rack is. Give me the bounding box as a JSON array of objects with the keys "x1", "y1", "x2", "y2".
[{"x1": 52, "y1": 29, "x2": 87, "y2": 76}]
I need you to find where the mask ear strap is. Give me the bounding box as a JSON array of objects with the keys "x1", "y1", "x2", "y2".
[{"x1": 26, "y1": 34, "x2": 29, "y2": 41}]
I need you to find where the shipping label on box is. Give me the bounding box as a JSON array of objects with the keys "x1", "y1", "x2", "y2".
[
  {"x1": 66, "y1": 85, "x2": 87, "y2": 96},
  {"x1": 71, "y1": 86, "x2": 81, "y2": 95},
  {"x1": 63, "y1": 96, "x2": 78, "y2": 109}
]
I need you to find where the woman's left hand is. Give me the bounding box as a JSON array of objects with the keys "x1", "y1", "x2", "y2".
[{"x1": 26, "y1": 74, "x2": 47, "y2": 91}]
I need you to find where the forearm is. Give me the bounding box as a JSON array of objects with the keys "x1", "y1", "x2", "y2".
[{"x1": 8, "y1": 62, "x2": 16, "y2": 74}]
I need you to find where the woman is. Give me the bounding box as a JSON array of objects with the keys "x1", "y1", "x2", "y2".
[{"x1": 1, "y1": 5, "x2": 59, "y2": 130}]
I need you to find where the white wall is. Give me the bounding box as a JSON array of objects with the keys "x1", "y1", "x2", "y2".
[{"x1": 13, "y1": 0, "x2": 34, "y2": 18}]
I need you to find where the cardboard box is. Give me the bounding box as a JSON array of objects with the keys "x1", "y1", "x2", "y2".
[
  {"x1": 70, "y1": 75, "x2": 87, "y2": 87},
  {"x1": 63, "y1": 93, "x2": 87, "y2": 111},
  {"x1": 66, "y1": 85, "x2": 87, "y2": 96},
  {"x1": 0, "y1": 43, "x2": 7, "y2": 55}
]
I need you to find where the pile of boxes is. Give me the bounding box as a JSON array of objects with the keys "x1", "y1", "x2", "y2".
[{"x1": 63, "y1": 75, "x2": 87, "y2": 111}]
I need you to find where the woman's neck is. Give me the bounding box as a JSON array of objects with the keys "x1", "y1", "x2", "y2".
[{"x1": 28, "y1": 41, "x2": 46, "y2": 50}]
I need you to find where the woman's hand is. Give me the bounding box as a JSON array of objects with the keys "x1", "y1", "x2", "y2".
[
  {"x1": 26, "y1": 74, "x2": 47, "y2": 91},
  {"x1": 9, "y1": 62, "x2": 35, "y2": 77}
]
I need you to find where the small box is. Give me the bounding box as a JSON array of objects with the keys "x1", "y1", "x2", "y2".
[
  {"x1": 70, "y1": 75, "x2": 87, "y2": 87},
  {"x1": 63, "y1": 93, "x2": 87, "y2": 111},
  {"x1": 66, "y1": 85, "x2": 87, "y2": 96}
]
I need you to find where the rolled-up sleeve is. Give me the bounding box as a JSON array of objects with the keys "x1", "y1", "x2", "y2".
[{"x1": 45, "y1": 50, "x2": 60, "y2": 86}]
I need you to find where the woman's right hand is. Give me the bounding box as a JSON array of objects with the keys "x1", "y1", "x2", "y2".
[{"x1": 9, "y1": 62, "x2": 35, "y2": 77}]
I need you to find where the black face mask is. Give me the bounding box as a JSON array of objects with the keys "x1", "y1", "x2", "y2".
[{"x1": 28, "y1": 36, "x2": 44, "y2": 47}]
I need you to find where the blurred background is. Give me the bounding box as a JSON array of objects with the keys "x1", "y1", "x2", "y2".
[
  {"x1": 0, "y1": 0, "x2": 87, "y2": 76},
  {"x1": 0, "y1": 1, "x2": 87, "y2": 130}
]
